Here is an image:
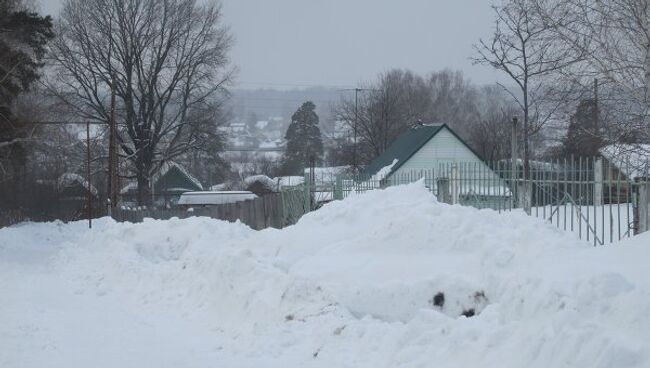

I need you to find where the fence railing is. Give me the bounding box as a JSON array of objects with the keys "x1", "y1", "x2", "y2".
[
  {"x1": 0, "y1": 209, "x2": 27, "y2": 229},
  {"x1": 315, "y1": 157, "x2": 650, "y2": 246}
]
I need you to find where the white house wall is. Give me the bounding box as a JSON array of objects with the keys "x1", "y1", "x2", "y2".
[{"x1": 392, "y1": 127, "x2": 490, "y2": 178}]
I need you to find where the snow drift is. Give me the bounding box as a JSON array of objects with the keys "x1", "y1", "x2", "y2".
[{"x1": 1, "y1": 181, "x2": 649, "y2": 367}]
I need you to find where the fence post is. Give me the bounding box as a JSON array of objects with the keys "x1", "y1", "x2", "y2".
[
  {"x1": 334, "y1": 175, "x2": 343, "y2": 201},
  {"x1": 511, "y1": 117, "x2": 519, "y2": 208},
  {"x1": 303, "y1": 171, "x2": 311, "y2": 212},
  {"x1": 518, "y1": 181, "x2": 532, "y2": 214},
  {"x1": 436, "y1": 177, "x2": 451, "y2": 204},
  {"x1": 451, "y1": 164, "x2": 459, "y2": 205},
  {"x1": 594, "y1": 157, "x2": 604, "y2": 206},
  {"x1": 634, "y1": 178, "x2": 650, "y2": 235},
  {"x1": 106, "y1": 199, "x2": 112, "y2": 218}
]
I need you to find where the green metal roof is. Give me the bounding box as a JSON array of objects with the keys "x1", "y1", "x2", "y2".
[
  {"x1": 364, "y1": 124, "x2": 445, "y2": 178},
  {"x1": 364, "y1": 123, "x2": 485, "y2": 178}
]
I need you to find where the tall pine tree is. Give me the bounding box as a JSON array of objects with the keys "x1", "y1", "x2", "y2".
[
  {"x1": 281, "y1": 101, "x2": 323, "y2": 175},
  {"x1": 561, "y1": 99, "x2": 603, "y2": 157},
  {"x1": 0, "y1": 0, "x2": 53, "y2": 202}
]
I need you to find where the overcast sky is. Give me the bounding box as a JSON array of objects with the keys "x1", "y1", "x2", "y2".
[{"x1": 38, "y1": 0, "x2": 502, "y2": 89}]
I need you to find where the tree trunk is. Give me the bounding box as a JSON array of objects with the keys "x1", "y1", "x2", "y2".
[
  {"x1": 136, "y1": 172, "x2": 151, "y2": 206},
  {"x1": 135, "y1": 149, "x2": 153, "y2": 206}
]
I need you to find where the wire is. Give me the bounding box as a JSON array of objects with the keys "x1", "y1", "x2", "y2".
[{"x1": 234, "y1": 81, "x2": 356, "y2": 89}]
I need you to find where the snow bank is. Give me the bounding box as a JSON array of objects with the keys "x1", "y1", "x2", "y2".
[{"x1": 2, "y1": 182, "x2": 650, "y2": 367}]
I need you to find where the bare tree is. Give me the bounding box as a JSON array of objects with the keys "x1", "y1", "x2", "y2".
[
  {"x1": 536, "y1": 0, "x2": 650, "y2": 143},
  {"x1": 427, "y1": 70, "x2": 481, "y2": 137},
  {"x1": 468, "y1": 85, "x2": 521, "y2": 161},
  {"x1": 473, "y1": 0, "x2": 582, "y2": 175},
  {"x1": 49, "y1": 0, "x2": 233, "y2": 204},
  {"x1": 334, "y1": 70, "x2": 432, "y2": 165}
]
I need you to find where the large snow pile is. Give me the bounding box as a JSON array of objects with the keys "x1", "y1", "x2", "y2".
[{"x1": 2, "y1": 181, "x2": 650, "y2": 367}]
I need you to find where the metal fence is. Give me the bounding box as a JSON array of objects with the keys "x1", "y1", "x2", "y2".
[{"x1": 316, "y1": 157, "x2": 650, "y2": 246}]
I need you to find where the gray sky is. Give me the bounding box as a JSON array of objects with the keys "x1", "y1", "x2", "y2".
[{"x1": 38, "y1": 0, "x2": 502, "y2": 89}]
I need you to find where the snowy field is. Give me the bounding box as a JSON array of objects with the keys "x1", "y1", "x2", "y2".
[{"x1": 2, "y1": 182, "x2": 650, "y2": 367}]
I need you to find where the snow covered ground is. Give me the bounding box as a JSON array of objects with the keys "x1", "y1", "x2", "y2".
[{"x1": 2, "y1": 182, "x2": 650, "y2": 367}]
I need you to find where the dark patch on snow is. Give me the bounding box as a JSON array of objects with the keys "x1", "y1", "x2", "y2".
[
  {"x1": 432, "y1": 292, "x2": 445, "y2": 308},
  {"x1": 474, "y1": 291, "x2": 487, "y2": 303},
  {"x1": 461, "y1": 308, "x2": 475, "y2": 318}
]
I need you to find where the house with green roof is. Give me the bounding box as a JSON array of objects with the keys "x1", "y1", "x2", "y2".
[
  {"x1": 121, "y1": 162, "x2": 203, "y2": 206},
  {"x1": 363, "y1": 123, "x2": 511, "y2": 207}
]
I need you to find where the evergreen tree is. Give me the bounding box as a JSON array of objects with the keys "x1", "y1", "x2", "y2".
[
  {"x1": 0, "y1": 0, "x2": 53, "y2": 118},
  {"x1": 562, "y1": 99, "x2": 604, "y2": 157},
  {"x1": 281, "y1": 101, "x2": 323, "y2": 174},
  {"x1": 0, "y1": 0, "x2": 53, "y2": 192}
]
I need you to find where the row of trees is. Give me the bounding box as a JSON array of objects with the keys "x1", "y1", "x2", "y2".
[{"x1": 330, "y1": 69, "x2": 520, "y2": 167}]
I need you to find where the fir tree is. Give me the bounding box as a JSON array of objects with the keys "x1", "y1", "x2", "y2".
[
  {"x1": 281, "y1": 101, "x2": 323, "y2": 174},
  {"x1": 0, "y1": 0, "x2": 53, "y2": 189},
  {"x1": 562, "y1": 99, "x2": 603, "y2": 157},
  {"x1": 0, "y1": 1, "x2": 54, "y2": 118}
]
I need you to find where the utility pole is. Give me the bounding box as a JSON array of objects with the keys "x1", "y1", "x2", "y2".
[
  {"x1": 511, "y1": 117, "x2": 519, "y2": 208},
  {"x1": 354, "y1": 88, "x2": 359, "y2": 170},
  {"x1": 108, "y1": 80, "x2": 118, "y2": 208},
  {"x1": 107, "y1": 19, "x2": 119, "y2": 209},
  {"x1": 341, "y1": 87, "x2": 374, "y2": 171},
  {"x1": 86, "y1": 121, "x2": 92, "y2": 229},
  {"x1": 594, "y1": 78, "x2": 599, "y2": 143}
]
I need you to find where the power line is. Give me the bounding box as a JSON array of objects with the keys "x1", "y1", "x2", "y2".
[{"x1": 234, "y1": 81, "x2": 356, "y2": 89}]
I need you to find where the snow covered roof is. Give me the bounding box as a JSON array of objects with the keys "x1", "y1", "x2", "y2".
[
  {"x1": 244, "y1": 175, "x2": 278, "y2": 192},
  {"x1": 57, "y1": 173, "x2": 99, "y2": 197},
  {"x1": 259, "y1": 140, "x2": 279, "y2": 149},
  {"x1": 210, "y1": 183, "x2": 229, "y2": 191},
  {"x1": 120, "y1": 162, "x2": 203, "y2": 195},
  {"x1": 275, "y1": 176, "x2": 304, "y2": 187},
  {"x1": 120, "y1": 182, "x2": 137, "y2": 195},
  {"x1": 243, "y1": 175, "x2": 305, "y2": 193},
  {"x1": 304, "y1": 166, "x2": 351, "y2": 184},
  {"x1": 600, "y1": 144, "x2": 650, "y2": 179},
  {"x1": 177, "y1": 191, "x2": 257, "y2": 205},
  {"x1": 155, "y1": 162, "x2": 203, "y2": 191},
  {"x1": 370, "y1": 159, "x2": 398, "y2": 182}
]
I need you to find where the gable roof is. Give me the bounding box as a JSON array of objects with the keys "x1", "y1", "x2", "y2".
[
  {"x1": 154, "y1": 162, "x2": 203, "y2": 192},
  {"x1": 57, "y1": 173, "x2": 99, "y2": 197},
  {"x1": 600, "y1": 144, "x2": 650, "y2": 179},
  {"x1": 120, "y1": 161, "x2": 203, "y2": 194},
  {"x1": 364, "y1": 124, "x2": 481, "y2": 178}
]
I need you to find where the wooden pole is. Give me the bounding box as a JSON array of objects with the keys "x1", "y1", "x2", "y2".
[
  {"x1": 86, "y1": 121, "x2": 92, "y2": 229},
  {"x1": 108, "y1": 82, "x2": 117, "y2": 207},
  {"x1": 511, "y1": 117, "x2": 519, "y2": 208}
]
